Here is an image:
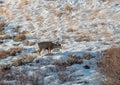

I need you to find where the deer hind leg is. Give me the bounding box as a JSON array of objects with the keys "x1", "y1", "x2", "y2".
[
  {"x1": 48, "y1": 48, "x2": 51, "y2": 54},
  {"x1": 38, "y1": 48, "x2": 41, "y2": 55}
]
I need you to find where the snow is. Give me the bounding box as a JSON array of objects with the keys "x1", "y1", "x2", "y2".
[{"x1": 0, "y1": 0, "x2": 120, "y2": 85}]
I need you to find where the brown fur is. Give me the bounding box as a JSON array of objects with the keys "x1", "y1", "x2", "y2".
[{"x1": 38, "y1": 41, "x2": 61, "y2": 55}]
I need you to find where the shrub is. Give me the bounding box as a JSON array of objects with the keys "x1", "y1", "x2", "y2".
[
  {"x1": 62, "y1": 35, "x2": 70, "y2": 39},
  {"x1": 9, "y1": 47, "x2": 24, "y2": 56},
  {"x1": 53, "y1": 54, "x2": 83, "y2": 66},
  {"x1": 19, "y1": 30, "x2": 29, "y2": 35},
  {"x1": 0, "y1": 64, "x2": 11, "y2": 71},
  {"x1": 75, "y1": 35, "x2": 93, "y2": 42},
  {"x1": 12, "y1": 54, "x2": 35, "y2": 66},
  {"x1": 0, "y1": 50, "x2": 9, "y2": 59},
  {"x1": 67, "y1": 28, "x2": 74, "y2": 32},
  {"x1": 14, "y1": 25, "x2": 21, "y2": 32},
  {"x1": 55, "y1": 11, "x2": 62, "y2": 17},
  {"x1": 12, "y1": 58, "x2": 23, "y2": 66},
  {"x1": 65, "y1": 5, "x2": 72, "y2": 13},
  {"x1": 14, "y1": 34, "x2": 26, "y2": 42},
  {"x1": 58, "y1": 72, "x2": 73, "y2": 83},
  {"x1": 23, "y1": 40, "x2": 35, "y2": 46},
  {"x1": 0, "y1": 35, "x2": 12, "y2": 40},
  {"x1": 0, "y1": 47, "x2": 24, "y2": 59},
  {"x1": 0, "y1": 68, "x2": 40, "y2": 85},
  {"x1": 0, "y1": 31, "x2": 4, "y2": 35},
  {"x1": 0, "y1": 22, "x2": 6, "y2": 31},
  {"x1": 23, "y1": 54, "x2": 35, "y2": 63},
  {"x1": 97, "y1": 46, "x2": 120, "y2": 85},
  {"x1": 82, "y1": 53, "x2": 95, "y2": 60}
]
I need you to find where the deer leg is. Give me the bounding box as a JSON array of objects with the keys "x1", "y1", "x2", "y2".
[
  {"x1": 49, "y1": 49, "x2": 51, "y2": 54},
  {"x1": 38, "y1": 48, "x2": 41, "y2": 55},
  {"x1": 48, "y1": 48, "x2": 51, "y2": 54}
]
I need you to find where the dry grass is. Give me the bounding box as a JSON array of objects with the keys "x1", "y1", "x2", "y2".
[
  {"x1": 0, "y1": 7, "x2": 8, "y2": 15},
  {"x1": 19, "y1": 30, "x2": 29, "y2": 35},
  {"x1": 53, "y1": 54, "x2": 83, "y2": 66},
  {"x1": 12, "y1": 58, "x2": 23, "y2": 67},
  {"x1": 82, "y1": 53, "x2": 95, "y2": 60},
  {"x1": 67, "y1": 28, "x2": 75, "y2": 32},
  {"x1": 19, "y1": 0, "x2": 29, "y2": 8},
  {"x1": 0, "y1": 35, "x2": 12, "y2": 40},
  {"x1": 23, "y1": 40, "x2": 35, "y2": 46},
  {"x1": 0, "y1": 50, "x2": 9, "y2": 59},
  {"x1": 58, "y1": 71, "x2": 73, "y2": 83},
  {"x1": 0, "y1": 68, "x2": 41, "y2": 85},
  {"x1": 41, "y1": 29, "x2": 47, "y2": 34},
  {"x1": 0, "y1": 31, "x2": 5, "y2": 35},
  {"x1": 12, "y1": 54, "x2": 35, "y2": 66},
  {"x1": 37, "y1": 15, "x2": 44, "y2": 22},
  {"x1": 14, "y1": 34, "x2": 26, "y2": 42},
  {"x1": 14, "y1": 25, "x2": 21, "y2": 32},
  {"x1": 62, "y1": 35, "x2": 70, "y2": 39},
  {"x1": 0, "y1": 22, "x2": 6, "y2": 31},
  {"x1": 55, "y1": 10, "x2": 62, "y2": 17},
  {"x1": 52, "y1": 30, "x2": 58, "y2": 34},
  {"x1": 23, "y1": 54, "x2": 35, "y2": 63},
  {"x1": 0, "y1": 47, "x2": 24, "y2": 59},
  {"x1": 65, "y1": 4, "x2": 72, "y2": 13},
  {"x1": 75, "y1": 35, "x2": 93, "y2": 42},
  {"x1": 9, "y1": 47, "x2": 25, "y2": 56},
  {"x1": 97, "y1": 46, "x2": 120, "y2": 85}
]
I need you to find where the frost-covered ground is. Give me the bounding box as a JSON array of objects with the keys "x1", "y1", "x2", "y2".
[{"x1": 0, "y1": 0, "x2": 120, "y2": 85}]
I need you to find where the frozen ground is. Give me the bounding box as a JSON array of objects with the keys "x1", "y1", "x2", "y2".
[{"x1": 0, "y1": 0, "x2": 120, "y2": 85}]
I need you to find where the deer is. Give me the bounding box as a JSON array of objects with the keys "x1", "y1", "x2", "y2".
[{"x1": 37, "y1": 41, "x2": 62, "y2": 55}]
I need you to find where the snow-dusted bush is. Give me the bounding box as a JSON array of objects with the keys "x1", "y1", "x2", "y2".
[
  {"x1": 0, "y1": 50, "x2": 9, "y2": 59},
  {"x1": 98, "y1": 46, "x2": 120, "y2": 85},
  {"x1": 0, "y1": 22, "x2": 6, "y2": 31},
  {"x1": 14, "y1": 34, "x2": 26, "y2": 42},
  {"x1": 12, "y1": 54, "x2": 35, "y2": 66}
]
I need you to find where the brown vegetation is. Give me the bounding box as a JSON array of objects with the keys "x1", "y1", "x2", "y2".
[
  {"x1": 65, "y1": 5, "x2": 72, "y2": 13},
  {"x1": 12, "y1": 54, "x2": 35, "y2": 66},
  {"x1": 14, "y1": 34, "x2": 26, "y2": 42},
  {"x1": 75, "y1": 35, "x2": 93, "y2": 42},
  {"x1": 53, "y1": 53, "x2": 94, "y2": 67},
  {"x1": 53, "y1": 54, "x2": 83, "y2": 66},
  {"x1": 82, "y1": 53, "x2": 95, "y2": 60},
  {"x1": 67, "y1": 28, "x2": 74, "y2": 32},
  {"x1": 9, "y1": 47, "x2": 25, "y2": 56},
  {"x1": 0, "y1": 22, "x2": 6, "y2": 31},
  {"x1": 97, "y1": 46, "x2": 120, "y2": 85},
  {"x1": 0, "y1": 69, "x2": 41, "y2": 85},
  {"x1": 23, "y1": 40, "x2": 35, "y2": 46},
  {"x1": 0, "y1": 22, "x2": 6, "y2": 35},
  {"x1": 0, "y1": 47, "x2": 24, "y2": 59},
  {"x1": 19, "y1": 30, "x2": 29, "y2": 35},
  {"x1": 0, "y1": 50, "x2": 9, "y2": 59},
  {"x1": 54, "y1": 10, "x2": 63, "y2": 17},
  {"x1": 0, "y1": 35, "x2": 12, "y2": 40}
]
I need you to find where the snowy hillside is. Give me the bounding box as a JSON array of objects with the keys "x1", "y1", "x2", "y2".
[{"x1": 0, "y1": 0, "x2": 120, "y2": 85}]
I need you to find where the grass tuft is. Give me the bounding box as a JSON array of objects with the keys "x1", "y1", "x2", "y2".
[{"x1": 97, "y1": 46, "x2": 120, "y2": 85}]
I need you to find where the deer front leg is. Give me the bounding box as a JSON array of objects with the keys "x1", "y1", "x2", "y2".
[{"x1": 38, "y1": 48, "x2": 41, "y2": 55}]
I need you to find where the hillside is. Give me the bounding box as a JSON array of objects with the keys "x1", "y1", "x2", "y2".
[{"x1": 0, "y1": 0, "x2": 120, "y2": 85}]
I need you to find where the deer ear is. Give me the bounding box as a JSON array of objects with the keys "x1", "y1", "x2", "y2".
[{"x1": 57, "y1": 38, "x2": 61, "y2": 44}]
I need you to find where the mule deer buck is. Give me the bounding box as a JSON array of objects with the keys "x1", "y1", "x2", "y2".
[{"x1": 37, "y1": 41, "x2": 62, "y2": 55}]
